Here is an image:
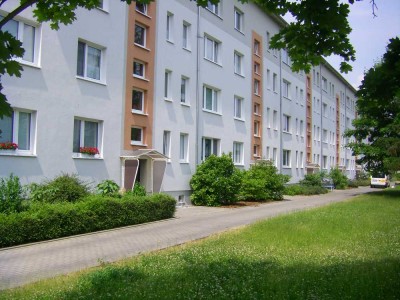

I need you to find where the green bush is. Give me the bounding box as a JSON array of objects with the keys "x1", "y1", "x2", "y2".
[
  {"x1": 347, "y1": 180, "x2": 359, "y2": 188},
  {"x1": 240, "y1": 160, "x2": 290, "y2": 201},
  {"x1": 0, "y1": 174, "x2": 25, "y2": 214},
  {"x1": 97, "y1": 180, "x2": 120, "y2": 197},
  {"x1": 0, "y1": 193, "x2": 176, "y2": 248},
  {"x1": 30, "y1": 173, "x2": 90, "y2": 203},
  {"x1": 284, "y1": 184, "x2": 328, "y2": 196},
  {"x1": 190, "y1": 154, "x2": 242, "y2": 206},
  {"x1": 329, "y1": 167, "x2": 348, "y2": 189},
  {"x1": 131, "y1": 183, "x2": 147, "y2": 196},
  {"x1": 300, "y1": 172, "x2": 325, "y2": 187}
]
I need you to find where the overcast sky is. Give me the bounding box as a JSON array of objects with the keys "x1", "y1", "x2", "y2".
[{"x1": 325, "y1": 0, "x2": 400, "y2": 89}]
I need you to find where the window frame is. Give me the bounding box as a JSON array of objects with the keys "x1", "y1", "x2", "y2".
[
  {"x1": 282, "y1": 79, "x2": 291, "y2": 99},
  {"x1": 234, "y1": 8, "x2": 244, "y2": 32},
  {"x1": 234, "y1": 51, "x2": 244, "y2": 76},
  {"x1": 203, "y1": 85, "x2": 219, "y2": 113},
  {"x1": 132, "y1": 89, "x2": 145, "y2": 114},
  {"x1": 164, "y1": 70, "x2": 172, "y2": 100},
  {"x1": 179, "y1": 133, "x2": 189, "y2": 162},
  {"x1": 135, "y1": 3, "x2": 148, "y2": 15},
  {"x1": 180, "y1": 76, "x2": 189, "y2": 104},
  {"x1": 133, "y1": 60, "x2": 145, "y2": 78},
  {"x1": 166, "y1": 12, "x2": 174, "y2": 42},
  {"x1": 233, "y1": 142, "x2": 244, "y2": 165},
  {"x1": 77, "y1": 40, "x2": 104, "y2": 82},
  {"x1": 204, "y1": 35, "x2": 221, "y2": 64},
  {"x1": 130, "y1": 127, "x2": 144, "y2": 146},
  {"x1": 283, "y1": 114, "x2": 291, "y2": 133},
  {"x1": 234, "y1": 95, "x2": 244, "y2": 120},
  {"x1": 134, "y1": 23, "x2": 146, "y2": 47},
  {"x1": 282, "y1": 149, "x2": 291, "y2": 167},
  {"x1": 201, "y1": 137, "x2": 220, "y2": 161},
  {"x1": 206, "y1": 2, "x2": 220, "y2": 16},
  {"x1": 182, "y1": 22, "x2": 191, "y2": 50},
  {"x1": 73, "y1": 118, "x2": 102, "y2": 156},
  {"x1": 162, "y1": 130, "x2": 171, "y2": 158}
]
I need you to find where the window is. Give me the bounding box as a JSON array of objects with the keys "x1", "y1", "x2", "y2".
[
  {"x1": 254, "y1": 79, "x2": 260, "y2": 95},
  {"x1": 164, "y1": 70, "x2": 172, "y2": 99},
  {"x1": 253, "y1": 145, "x2": 260, "y2": 157},
  {"x1": 273, "y1": 148, "x2": 278, "y2": 166},
  {"x1": 234, "y1": 8, "x2": 243, "y2": 32},
  {"x1": 266, "y1": 107, "x2": 270, "y2": 127},
  {"x1": 203, "y1": 86, "x2": 219, "y2": 112},
  {"x1": 266, "y1": 31, "x2": 271, "y2": 50},
  {"x1": 205, "y1": 35, "x2": 220, "y2": 64},
  {"x1": 322, "y1": 76, "x2": 328, "y2": 91},
  {"x1": 0, "y1": 16, "x2": 39, "y2": 64},
  {"x1": 234, "y1": 51, "x2": 243, "y2": 75},
  {"x1": 73, "y1": 119, "x2": 101, "y2": 154},
  {"x1": 206, "y1": 1, "x2": 220, "y2": 15},
  {"x1": 300, "y1": 120, "x2": 304, "y2": 137},
  {"x1": 233, "y1": 142, "x2": 244, "y2": 165},
  {"x1": 181, "y1": 76, "x2": 188, "y2": 103},
  {"x1": 254, "y1": 103, "x2": 261, "y2": 116},
  {"x1": 77, "y1": 41, "x2": 103, "y2": 81},
  {"x1": 283, "y1": 149, "x2": 291, "y2": 167},
  {"x1": 283, "y1": 114, "x2": 291, "y2": 133},
  {"x1": 272, "y1": 73, "x2": 278, "y2": 92},
  {"x1": 282, "y1": 49, "x2": 290, "y2": 65},
  {"x1": 166, "y1": 12, "x2": 174, "y2": 42},
  {"x1": 234, "y1": 96, "x2": 244, "y2": 119},
  {"x1": 300, "y1": 152, "x2": 304, "y2": 168},
  {"x1": 323, "y1": 103, "x2": 328, "y2": 117},
  {"x1": 134, "y1": 24, "x2": 146, "y2": 46},
  {"x1": 182, "y1": 22, "x2": 190, "y2": 49},
  {"x1": 254, "y1": 62, "x2": 260, "y2": 75},
  {"x1": 180, "y1": 133, "x2": 189, "y2": 162},
  {"x1": 295, "y1": 118, "x2": 299, "y2": 135},
  {"x1": 266, "y1": 146, "x2": 270, "y2": 160},
  {"x1": 266, "y1": 69, "x2": 271, "y2": 89},
  {"x1": 296, "y1": 151, "x2": 299, "y2": 168},
  {"x1": 316, "y1": 71, "x2": 320, "y2": 87},
  {"x1": 163, "y1": 131, "x2": 171, "y2": 158},
  {"x1": 132, "y1": 89, "x2": 144, "y2": 113},
  {"x1": 282, "y1": 79, "x2": 291, "y2": 99},
  {"x1": 133, "y1": 60, "x2": 145, "y2": 78},
  {"x1": 131, "y1": 127, "x2": 143, "y2": 145},
  {"x1": 254, "y1": 121, "x2": 260, "y2": 136},
  {"x1": 323, "y1": 129, "x2": 328, "y2": 143},
  {"x1": 254, "y1": 40, "x2": 260, "y2": 55},
  {"x1": 273, "y1": 110, "x2": 278, "y2": 130},
  {"x1": 202, "y1": 137, "x2": 219, "y2": 160},
  {"x1": 300, "y1": 89, "x2": 304, "y2": 105},
  {"x1": 323, "y1": 155, "x2": 328, "y2": 169},
  {"x1": 136, "y1": 3, "x2": 147, "y2": 14},
  {"x1": 0, "y1": 110, "x2": 35, "y2": 153}
]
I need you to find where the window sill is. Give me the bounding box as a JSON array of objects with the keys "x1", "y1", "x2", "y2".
[
  {"x1": 131, "y1": 142, "x2": 148, "y2": 146},
  {"x1": 136, "y1": 10, "x2": 151, "y2": 19},
  {"x1": 72, "y1": 153, "x2": 103, "y2": 160},
  {"x1": 166, "y1": 39, "x2": 175, "y2": 45},
  {"x1": 164, "y1": 98, "x2": 173, "y2": 102},
  {"x1": 205, "y1": 9, "x2": 223, "y2": 20},
  {"x1": 181, "y1": 102, "x2": 191, "y2": 107},
  {"x1": 234, "y1": 163, "x2": 245, "y2": 167},
  {"x1": 0, "y1": 150, "x2": 36, "y2": 157},
  {"x1": 283, "y1": 96, "x2": 291, "y2": 101},
  {"x1": 96, "y1": 7, "x2": 109, "y2": 14},
  {"x1": 131, "y1": 110, "x2": 148, "y2": 116},
  {"x1": 134, "y1": 44, "x2": 151, "y2": 52},
  {"x1": 182, "y1": 47, "x2": 192, "y2": 53},
  {"x1": 180, "y1": 161, "x2": 190, "y2": 164},
  {"x1": 282, "y1": 166, "x2": 291, "y2": 169},
  {"x1": 234, "y1": 72, "x2": 245, "y2": 78},
  {"x1": 202, "y1": 109, "x2": 222, "y2": 116},
  {"x1": 76, "y1": 76, "x2": 107, "y2": 86},
  {"x1": 283, "y1": 131, "x2": 292, "y2": 135},
  {"x1": 133, "y1": 75, "x2": 149, "y2": 82},
  {"x1": 204, "y1": 58, "x2": 222, "y2": 67},
  {"x1": 234, "y1": 28, "x2": 245, "y2": 35},
  {"x1": 19, "y1": 61, "x2": 41, "y2": 69},
  {"x1": 234, "y1": 117, "x2": 245, "y2": 122}
]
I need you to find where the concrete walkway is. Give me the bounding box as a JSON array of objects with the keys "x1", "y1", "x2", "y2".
[{"x1": 0, "y1": 187, "x2": 374, "y2": 290}]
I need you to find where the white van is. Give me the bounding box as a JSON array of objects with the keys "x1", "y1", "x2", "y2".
[{"x1": 370, "y1": 174, "x2": 389, "y2": 188}]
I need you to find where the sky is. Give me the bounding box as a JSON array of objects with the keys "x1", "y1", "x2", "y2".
[{"x1": 325, "y1": 0, "x2": 400, "y2": 89}]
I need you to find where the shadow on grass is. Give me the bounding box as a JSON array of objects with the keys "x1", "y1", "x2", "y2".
[
  {"x1": 367, "y1": 188, "x2": 400, "y2": 199},
  {"x1": 55, "y1": 256, "x2": 400, "y2": 300}
]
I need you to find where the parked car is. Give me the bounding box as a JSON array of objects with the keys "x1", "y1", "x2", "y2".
[{"x1": 370, "y1": 174, "x2": 389, "y2": 188}]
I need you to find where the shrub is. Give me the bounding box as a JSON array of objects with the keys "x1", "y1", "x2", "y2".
[
  {"x1": 97, "y1": 180, "x2": 120, "y2": 197},
  {"x1": 190, "y1": 154, "x2": 242, "y2": 206},
  {"x1": 300, "y1": 172, "x2": 325, "y2": 187},
  {"x1": 240, "y1": 160, "x2": 290, "y2": 201},
  {"x1": 0, "y1": 193, "x2": 176, "y2": 248},
  {"x1": 284, "y1": 184, "x2": 328, "y2": 195},
  {"x1": 131, "y1": 183, "x2": 147, "y2": 197},
  {"x1": 30, "y1": 173, "x2": 90, "y2": 203},
  {"x1": 0, "y1": 174, "x2": 25, "y2": 214},
  {"x1": 347, "y1": 180, "x2": 359, "y2": 188},
  {"x1": 329, "y1": 167, "x2": 348, "y2": 190}
]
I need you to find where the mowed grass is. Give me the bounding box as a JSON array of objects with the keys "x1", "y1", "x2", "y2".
[{"x1": 2, "y1": 189, "x2": 400, "y2": 300}]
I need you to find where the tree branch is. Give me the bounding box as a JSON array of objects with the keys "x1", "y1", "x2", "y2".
[{"x1": 0, "y1": 0, "x2": 38, "y2": 29}]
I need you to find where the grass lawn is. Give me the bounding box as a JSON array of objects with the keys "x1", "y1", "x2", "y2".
[{"x1": 1, "y1": 188, "x2": 399, "y2": 299}]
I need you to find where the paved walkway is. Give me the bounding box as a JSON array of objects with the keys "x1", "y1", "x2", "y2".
[{"x1": 0, "y1": 187, "x2": 373, "y2": 290}]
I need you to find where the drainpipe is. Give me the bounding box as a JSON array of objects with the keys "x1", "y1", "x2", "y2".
[
  {"x1": 344, "y1": 85, "x2": 348, "y2": 174},
  {"x1": 195, "y1": 6, "x2": 201, "y2": 166},
  {"x1": 320, "y1": 64, "x2": 323, "y2": 172},
  {"x1": 279, "y1": 50, "x2": 283, "y2": 173}
]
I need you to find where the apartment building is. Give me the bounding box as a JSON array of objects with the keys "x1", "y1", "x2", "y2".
[{"x1": 0, "y1": 0, "x2": 357, "y2": 202}]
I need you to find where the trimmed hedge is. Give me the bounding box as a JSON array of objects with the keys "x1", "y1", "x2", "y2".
[
  {"x1": 0, "y1": 194, "x2": 176, "y2": 248},
  {"x1": 284, "y1": 184, "x2": 329, "y2": 196}
]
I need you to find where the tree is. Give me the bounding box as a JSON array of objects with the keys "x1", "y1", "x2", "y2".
[
  {"x1": 345, "y1": 37, "x2": 400, "y2": 175},
  {"x1": 0, "y1": 0, "x2": 375, "y2": 117}
]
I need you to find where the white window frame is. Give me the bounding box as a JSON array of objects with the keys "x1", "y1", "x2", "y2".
[
  {"x1": 233, "y1": 142, "x2": 244, "y2": 165},
  {"x1": 0, "y1": 109, "x2": 36, "y2": 155},
  {"x1": 273, "y1": 148, "x2": 278, "y2": 167},
  {"x1": 283, "y1": 114, "x2": 291, "y2": 133},
  {"x1": 132, "y1": 89, "x2": 145, "y2": 114},
  {"x1": 166, "y1": 12, "x2": 174, "y2": 42},
  {"x1": 300, "y1": 120, "x2": 304, "y2": 137},
  {"x1": 77, "y1": 40, "x2": 104, "y2": 82},
  {"x1": 135, "y1": 3, "x2": 148, "y2": 15},
  {"x1": 134, "y1": 23, "x2": 146, "y2": 47},
  {"x1": 254, "y1": 79, "x2": 260, "y2": 96},
  {"x1": 254, "y1": 103, "x2": 261, "y2": 116},
  {"x1": 234, "y1": 51, "x2": 244, "y2": 76},
  {"x1": 234, "y1": 96, "x2": 244, "y2": 120},
  {"x1": 73, "y1": 118, "x2": 102, "y2": 156},
  {"x1": 203, "y1": 85, "x2": 219, "y2": 113},
  {"x1": 283, "y1": 149, "x2": 291, "y2": 167},
  {"x1": 164, "y1": 70, "x2": 172, "y2": 100},
  {"x1": 201, "y1": 137, "x2": 220, "y2": 161},
  {"x1": 254, "y1": 121, "x2": 260, "y2": 137},
  {"x1": 163, "y1": 130, "x2": 171, "y2": 158},
  {"x1": 272, "y1": 73, "x2": 278, "y2": 93},
  {"x1": 273, "y1": 110, "x2": 278, "y2": 130},
  {"x1": 181, "y1": 76, "x2": 189, "y2": 104},
  {"x1": 234, "y1": 8, "x2": 244, "y2": 32},
  {"x1": 133, "y1": 60, "x2": 145, "y2": 79},
  {"x1": 300, "y1": 152, "x2": 304, "y2": 168},
  {"x1": 0, "y1": 15, "x2": 41, "y2": 66},
  {"x1": 204, "y1": 35, "x2": 221, "y2": 64},
  {"x1": 254, "y1": 40, "x2": 260, "y2": 56},
  {"x1": 282, "y1": 79, "x2": 291, "y2": 99},
  {"x1": 266, "y1": 31, "x2": 271, "y2": 50},
  {"x1": 206, "y1": 2, "x2": 220, "y2": 15},
  {"x1": 253, "y1": 144, "x2": 260, "y2": 157},
  {"x1": 182, "y1": 22, "x2": 191, "y2": 50},
  {"x1": 179, "y1": 133, "x2": 189, "y2": 163},
  {"x1": 131, "y1": 127, "x2": 144, "y2": 146},
  {"x1": 323, "y1": 155, "x2": 328, "y2": 169}
]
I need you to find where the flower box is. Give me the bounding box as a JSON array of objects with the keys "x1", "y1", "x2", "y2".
[
  {"x1": 0, "y1": 142, "x2": 18, "y2": 150},
  {"x1": 79, "y1": 147, "x2": 99, "y2": 156}
]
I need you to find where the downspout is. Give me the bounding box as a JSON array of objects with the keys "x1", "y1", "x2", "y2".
[
  {"x1": 195, "y1": 6, "x2": 201, "y2": 166},
  {"x1": 344, "y1": 85, "x2": 348, "y2": 174},
  {"x1": 320, "y1": 64, "x2": 323, "y2": 172}
]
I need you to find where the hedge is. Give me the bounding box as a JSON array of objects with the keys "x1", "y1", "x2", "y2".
[{"x1": 0, "y1": 193, "x2": 176, "y2": 248}]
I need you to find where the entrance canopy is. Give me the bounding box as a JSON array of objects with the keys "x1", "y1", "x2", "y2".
[{"x1": 121, "y1": 149, "x2": 168, "y2": 193}]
